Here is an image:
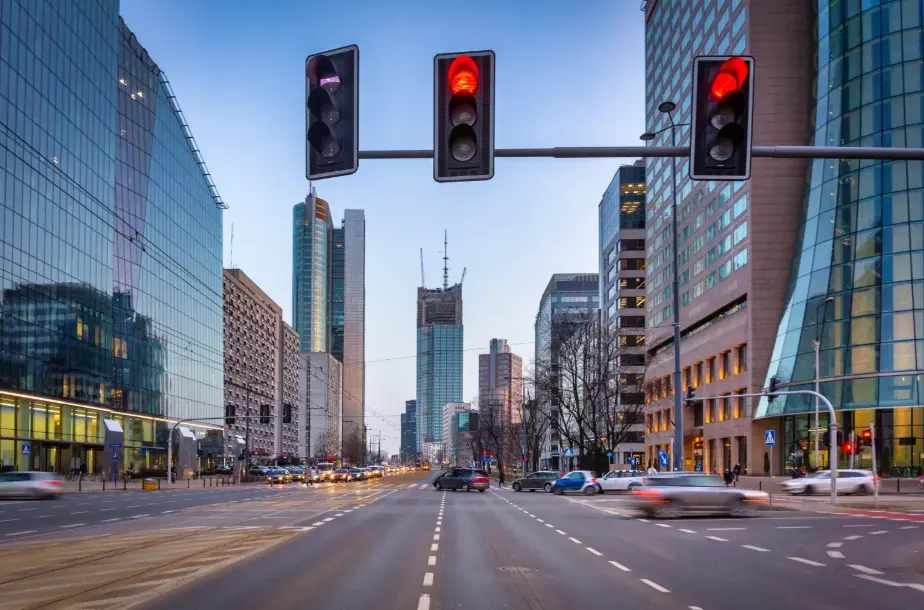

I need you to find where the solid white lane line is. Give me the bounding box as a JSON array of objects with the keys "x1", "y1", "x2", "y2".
[
  {"x1": 705, "y1": 536, "x2": 728, "y2": 542},
  {"x1": 827, "y1": 542, "x2": 843, "y2": 548},
  {"x1": 854, "y1": 573, "x2": 924, "y2": 592},
  {"x1": 656, "y1": 523, "x2": 672, "y2": 528},
  {"x1": 428, "y1": 555, "x2": 437, "y2": 566},
  {"x1": 586, "y1": 547, "x2": 603, "y2": 556},
  {"x1": 707, "y1": 527, "x2": 744, "y2": 531},
  {"x1": 568, "y1": 537, "x2": 582, "y2": 544},
  {"x1": 776, "y1": 525, "x2": 812, "y2": 529},
  {"x1": 742, "y1": 545, "x2": 770, "y2": 552},
  {"x1": 843, "y1": 535, "x2": 864, "y2": 540},
  {"x1": 788, "y1": 557, "x2": 826, "y2": 567},
  {"x1": 678, "y1": 528, "x2": 697, "y2": 534},
  {"x1": 60, "y1": 523, "x2": 85, "y2": 528},
  {"x1": 417, "y1": 594, "x2": 431, "y2": 610},
  {"x1": 849, "y1": 564, "x2": 884, "y2": 575},
  {"x1": 609, "y1": 560, "x2": 631, "y2": 572},
  {"x1": 640, "y1": 579, "x2": 670, "y2": 593},
  {"x1": 431, "y1": 543, "x2": 439, "y2": 552},
  {"x1": 827, "y1": 551, "x2": 845, "y2": 559},
  {"x1": 555, "y1": 529, "x2": 567, "y2": 535},
  {"x1": 423, "y1": 573, "x2": 434, "y2": 587}
]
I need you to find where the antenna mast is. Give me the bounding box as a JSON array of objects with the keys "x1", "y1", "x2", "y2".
[
  {"x1": 442, "y1": 230, "x2": 449, "y2": 289},
  {"x1": 229, "y1": 223, "x2": 234, "y2": 268}
]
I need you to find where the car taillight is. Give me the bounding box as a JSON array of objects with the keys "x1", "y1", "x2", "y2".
[
  {"x1": 473, "y1": 477, "x2": 488, "y2": 483},
  {"x1": 590, "y1": 478, "x2": 597, "y2": 484},
  {"x1": 641, "y1": 477, "x2": 646, "y2": 484},
  {"x1": 41, "y1": 480, "x2": 62, "y2": 486},
  {"x1": 633, "y1": 489, "x2": 662, "y2": 497}
]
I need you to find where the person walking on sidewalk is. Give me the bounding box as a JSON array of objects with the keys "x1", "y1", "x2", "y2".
[{"x1": 733, "y1": 462, "x2": 741, "y2": 487}]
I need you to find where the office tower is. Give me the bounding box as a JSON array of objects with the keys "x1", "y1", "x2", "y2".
[
  {"x1": 478, "y1": 339, "x2": 523, "y2": 426},
  {"x1": 340, "y1": 209, "x2": 366, "y2": 456},
  {"x1": 292, "y1": 190, "x2": 331, "y2": 354},
  {"x1": 642, "y1": 0, "x2": 812, "y2": 473},
  {"x1": 442, "y1": 402, "x2": 472, "y2": 464},
  {"x1": 401, "y1": 400, "x2": 417, "y2": 462}
]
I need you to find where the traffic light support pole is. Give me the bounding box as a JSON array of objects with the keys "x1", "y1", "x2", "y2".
[
  {"x1": 691, "y1": 389, "x2": 839, "y2": 505},
  {"x1": 358, "y1": 145, "x2": 924, "y2": 161}
]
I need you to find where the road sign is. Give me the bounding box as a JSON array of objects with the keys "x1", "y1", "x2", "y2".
[
  {"x1": 764, "y1": 430, "x2": 776, "y2": 446},
  {"x1": 658, "y1": 449, "x2": 669, "y2": 468},
  {"x1": 606, "y1": 451, "x2": 613, "y2": 459},
  {"x1": 563, "y1": 447, "x2": 574, "y2": 458},
  {"x1": 21, "y1": 444, "x2": 30, "y2": 455},
  {"x1": 112, "y1": 453, "x2": 119, "y2": 462},
  {"x1": 110, "y1": 443, "x2": 122, "y2": 450},
  {"x1": 481, "y1": 454, "x2": 489, "y2": 462}
]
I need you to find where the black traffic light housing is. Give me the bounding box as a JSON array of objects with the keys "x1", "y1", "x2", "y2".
[
  {"x1": 306, "y1": 45, "x2": 359, "y2": 180},
  {"x1": 434, "y1": 50, "x2": 495, "y2": 182},
  {"x1": 860, "y1": 429, "x2": 873, "y2": 448},
  {"x1": 690, "y1": 55, "x2": 755, "y2": 181},
  {"x1": 822, "y1": 427, "x2": 844, "y2": 448},
  {"x1": 684, "y1": 386, "x2": 698, "y2": 407},
  {"x1": 766, "y1": 376, "x2": 780, "y2": 403}
]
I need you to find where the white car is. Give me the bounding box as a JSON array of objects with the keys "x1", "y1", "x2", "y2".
[
  {"x1": 0, "y1": 471, "x2": 64, "y2": 499},
  {"x1": 780, "y1": 469, "x2": 878, "y2": 495},
  {"x1": 598, "y1": 470, "x2": 647, "y2": 493}
]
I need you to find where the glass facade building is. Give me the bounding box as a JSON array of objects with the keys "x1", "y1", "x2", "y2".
[
  {"x1": 0, "y1": 1, "x2": 225, "y2": 473},
  {"x1": 757, "y1": 0, "x2": 924, "y2": 475},
  {"x1": 292, "y1": 190, "x2": 330, "y2": 353},
  {"x1": 340, "y1": 209, "x2": 365, "y2": 449}
]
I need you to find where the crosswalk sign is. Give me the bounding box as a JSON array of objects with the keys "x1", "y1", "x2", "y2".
[
  {"x1": 563, "y1": 447, "x2": 574, "y2": 457},
  {"x1": 764, "y1": 430, "x2": 776, "y2": 446}
]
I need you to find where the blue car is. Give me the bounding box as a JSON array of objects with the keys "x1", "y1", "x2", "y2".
[{"x1": 550, "y1": 470, "x2": 600, "y2": 495}]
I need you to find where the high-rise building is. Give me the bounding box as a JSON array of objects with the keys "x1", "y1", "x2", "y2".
[
  {"x1": 642, "y1": 0, "x2": 812, "y2": 473},
  {"x1": 442, "y1": 402, "x2": 472, "y2": 464},
  {"x1": 400, "y1": 399, "x2": 417, "y2": 462},
  {"x1": 300, "y1": 352, "x2": 342, "y2": 459},
  {"x1": 0, "y1": 4, "x2": 224, "y2": 473},
  {"x1": 599, "y1": 162, "x2": 648, "y2": 467},
  {"x1": 478, "y1": 340, "x2": 523, "y2": 427},
  {"x1": 416, "y1": 279, "x2": 463, "y2": 453},
  {"x1": 292, "y1": 189, "x2": 331, "y2": 354},
  {"x1": 756, "y1": 0, "x2": 924, "y2": 474},
  {"x1": 340, "y1": 209, "x2": 366, "y2": 455},
  {"x1": 223, "y1": 269, "x2": 300, "y2": 460},
  {"x1": 534, "y1": 275, "x2": 600, "y2": 469},
  {"x1": 453, "y1": 410, "x2": 481, "y2": 467}
]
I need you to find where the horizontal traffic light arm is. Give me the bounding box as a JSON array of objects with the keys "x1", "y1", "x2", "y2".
[{"x1": 359, "y1": 145, "x2": 924, "y2": 161}]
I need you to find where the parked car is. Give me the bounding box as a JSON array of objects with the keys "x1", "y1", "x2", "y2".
[
  {"x1": 550, "y1": 470, "x2": 600, "y2": 495},
  {"x1": 629, "y1": 474, "x2": 768, "y2": 518},
  {"x1": 780, "y1": 469, "x2": 878, "y2": 495},
  {"x1": 0, "y1": 471, "x2": 63, "y2": 499},
  {"x1": 598, "y1": 470, "x2": 647, "y2": 493},
  {"x1": 432, "y1": 468, "x2": 490, "y2": 492},
  {"x1": 511, "y1": 471, "x2": 563, "y2": 493}
]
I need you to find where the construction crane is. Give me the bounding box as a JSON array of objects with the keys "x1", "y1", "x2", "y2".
[
  {"x1": 420, "y1": 248, "x2": 426, "y2": 288},
  {"x1": 459, "y1": 267, "x2": 466, "y2": 286}
]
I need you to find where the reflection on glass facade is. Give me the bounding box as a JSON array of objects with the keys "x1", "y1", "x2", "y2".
[
  {"x1": 341, "y1": 209, "x2": 365, "y2": 447},
  {"x1": 0, "y1": 1, "x2": 224, "y2": 472},
  {"x1": 292, "y1": 190, "x2": 330, "y2": 353},
  {"x1": 758, "y1": 0, "x2": 924, "y2": 472}
]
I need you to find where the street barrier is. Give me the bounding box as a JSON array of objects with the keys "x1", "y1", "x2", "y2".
[{"x1": 142, "y1": 478, "x2": 158, "y2": 491}]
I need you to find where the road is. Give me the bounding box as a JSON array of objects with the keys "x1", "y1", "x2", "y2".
[{"x1": 0, "y1": 471, "x2": 922, "y2": 609}]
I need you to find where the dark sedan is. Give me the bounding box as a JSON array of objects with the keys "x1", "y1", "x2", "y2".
[
  {"x1": 432, "y1": 468, "x2": 490, "y2": 492},
  {"x1": 349, "y1": 468, "x2": 366, "y2": 481},
  {"x1": 511, "y1": 470, "x2": 563, "y2": 493}
]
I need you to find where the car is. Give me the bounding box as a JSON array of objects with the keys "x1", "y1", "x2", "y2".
[
  {"x1": 0, "y1": 471, "x2": 64, "y2": 499},
  {"x1": 550, "y1": 470, "x2": 600, "y2": 495},
  {"x1": 780, "y1": 469, "x2": 878, "y2": 495},
  {"x1": 433, "y1": 468, "x2": 490, "y2": 492},
  {"x1": 598, "y1": 470, "x2": 647, "y2": 493},
  {"x1": 628, "y1": 474, "x2": 768, "y2": 518},
  {"x1": 332, "y1": 468, "x2": 353, "y2": 482},
  {"x1": 350, "y1": 467, "x2": 366, "y2": 481},
  {"x1": 266, "y1": 468, "x2": 291, "y2": 484},
  {"x1": 511, "y1": 471, "x2": 563, "y2": 493},
  {"x1": 286, "y1": 466, "x2": 305, "y2": 482}
]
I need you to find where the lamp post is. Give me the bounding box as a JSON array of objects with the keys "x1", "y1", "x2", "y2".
[
  {"x1": 813, "y1": 296, "x2": 835, "y2": 469},
  {"x1": 641, "y1": 101, "x2": 689, "y2": 472}
]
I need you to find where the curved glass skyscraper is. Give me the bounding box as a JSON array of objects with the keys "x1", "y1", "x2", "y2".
[{"x1": 757, "y1": 0, "x2": 924, "y2": 473}]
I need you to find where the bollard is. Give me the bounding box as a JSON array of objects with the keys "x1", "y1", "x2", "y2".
[
  {"x1": 203, "y1": 477, "x2": 206, "y2": 488},
  {"x1": 102, "y1": 478, "x2": 106, "y2": 491},
  {"x1": 186, "y1": 477, "x2": 190, "y2": 489},
  {"x1": 897, "y1": 478, "x2": 900, "y2": 493},
  {"x1": 123, "y1": 477, "x2": 127, "y2": 491},
  {"x1": 759, "y1": 480, "x2": 762, "y2": 492},
  {"x1": 78, "y1": 474, "x2": 82, "y2": 492},
  {"x1": 158, "y1": 478, "x2": 162, "y2": 490}
]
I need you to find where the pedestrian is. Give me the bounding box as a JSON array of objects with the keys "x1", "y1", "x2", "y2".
[
  {"x1": 647, "y1": 465, "x2": 657, "y2": 476},
  {"x1": 723, "y1": 468, "x2": 733, "y2": 487},
  {"x1": 733, "y1": 462, "x2": 741, "y2": 487}
]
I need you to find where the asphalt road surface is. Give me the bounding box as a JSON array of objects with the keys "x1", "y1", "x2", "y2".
[{"x1": 1, "y1": 472, "x2": 922, "y2": 609}]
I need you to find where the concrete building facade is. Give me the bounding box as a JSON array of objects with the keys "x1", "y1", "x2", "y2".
[{"x1": 300, "y1": 352, "x2": 342, "y2": 460}]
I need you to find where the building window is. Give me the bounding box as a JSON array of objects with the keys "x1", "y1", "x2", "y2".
[
  {"x1": 735, "y1": 343, "x2": 748, "y2": 374},
  {"x1": 719, "y1": 351, "x2": 730, "y2": 380}
]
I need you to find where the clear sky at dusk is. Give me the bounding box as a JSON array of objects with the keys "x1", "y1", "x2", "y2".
[{"x1": 120, "y1": 0, "x2": 647, "y2": 453}]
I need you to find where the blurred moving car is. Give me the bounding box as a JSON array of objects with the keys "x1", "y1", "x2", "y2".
[
  {"x1": 350, "y1": 467, "x2": 366, "y2": 481},
  {"x1": 265, "y1": 468, "x2": 292, "y2": 484},
  {"x1": 629, "y1": 474, "x2": 768, "y2": 518},
  {"x1": 286, "y1": 466, "x2": 305, "y2": 482},
  {"x1": 550, "y1": 470, "x2": 600, "y2": 495},
  {"x1": 780, "y1": 469, "x2": 878, "y2": 495},
  {"x1": 0, "y1": 471, "x2": 63, "y2": 499},
  {"x1": 332, "y1": 468, "x2": 353, "y2": 482},
  {"x1": 598, "y1": 470, "x2": 647, "y2": 493},
  {"x1": 316, "y1": 462, "x2": 336, "y2": 482},
  {"x1": 432, "y1": 468, "x2": 490, "y2": 492},
  {"x1": 511, "y1": 471, "x2": 562, "y2": 493}
]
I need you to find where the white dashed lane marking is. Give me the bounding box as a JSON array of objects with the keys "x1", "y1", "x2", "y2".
[
  {"x1": 741, "y1": 545, "x2": 770, "y2": 552},
  {"x1": 640, "y1": 579, "x2": 670, "y2": 593},
  {"x1": 850, "y1": 564, "x2": 884, "y2": 575},
  {"x1": 609, "y1": 560, "x2": 631, "y2": 572},
  {"x1": 788, "y1": 557, "x2": 826, "y2": 567},
  {"x1": 423, "y1": 572, "x2": 434, "y2": 587},
  {"x1": 704, "y1": 536, "x2": 728, "y2": 542}
]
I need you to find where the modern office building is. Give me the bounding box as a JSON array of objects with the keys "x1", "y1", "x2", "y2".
[
  {"x1": 340, "y1": 209, "x2": 366, "y2": 456},
  {"x1": 478, "y1": 339, "x2": 523, "y2": 427},
  {"x1": 0, "y1": 3, "x2": 225, "y2": 473},
  {"x1": 223, "y1": 269, "x2": 299, "y2": 461},
  {"x1": 400, "y1": 399, "x2": 417, "y2": 462},
  {"x1": 642, "y1": 0, "x2": 812, "y2": 474},
  {"x1": 599, "y1": 162, "x2": 648, "y2": 467},
  {"x1": 416, "y1": 280, "x2": 464, "y2": 454},
  {"x1": 453, "y1": 410, "x2": 481, "y2": 466},
  {"x1": 442, "y1": 402, "x2": 472, "y2": 464},
  {"x1": 756, "y1": 0, "x2": 924, "y2": 474},
  {"x1": 299, "y1": 352, "x2": 342, "y2": 459},
  {"x1": 534, "y1": 274, "x2": 600, "y2": 469},
  {"x1": 292, "y1": 189, "x2": 331, "y2": 354}
]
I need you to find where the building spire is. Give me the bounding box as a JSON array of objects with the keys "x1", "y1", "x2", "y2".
[{"x1": 443, "y1": 230, "x2": 449, "y2": 289}]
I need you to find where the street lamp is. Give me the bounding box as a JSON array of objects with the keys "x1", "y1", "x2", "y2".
[
  {"x1": 813, "y1": 296, "x2": 835, "y2": 469},
  {"x1": 641, "y1": 101, "x2": 688, "y2": 471}
]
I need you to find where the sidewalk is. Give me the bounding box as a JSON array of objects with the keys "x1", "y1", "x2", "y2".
[
  {"x1": 736, "y1": 475, "x2": 924, "y2": 496},
  {"x1": 57, "y1": 475, "x2": 260, "y2": 493}
]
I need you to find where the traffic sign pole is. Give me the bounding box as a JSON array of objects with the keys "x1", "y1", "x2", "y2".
[{"x1": 764, "y1": 430, "x2": 775, "y2": 479}]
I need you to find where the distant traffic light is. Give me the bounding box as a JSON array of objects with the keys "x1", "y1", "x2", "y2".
[
  {"x1": 684, "y1": 386, "x2": 698, "y2": 407},
  {"x1": 860, "y1": 429, "x2": 873, "y2": 448},
  {"x1": 434, "y1": 50, "x2": 495, "y2": 182},
  {"x1": 306, "y1": 45, "x2": 359, "y2": 180},
  {"x1": 766, "y1": 376, "x2": 780, "y2": 403},
  {"x1": 842, "y1": 441, "x2": 855, "y2": 455},
  {"x1": 690, "y1": 55, "x2": 755, "y2": 181},
  {"x1": 823, "y1": 427, "x2": 844, "y2": 448}
]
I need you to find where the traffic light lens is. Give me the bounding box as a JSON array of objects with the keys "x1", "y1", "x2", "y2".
[
  {"x1": 320, "y1": 104, "x2": 340, "y2": 126},
  {"x1": 450, "y1": 96, "x2": 476, "y2": 126},
  {"x1": 320, "y1": 74, "x2": 341, "y2": 94},
  {"x1": 449, "y1": 125, "x2": 477, "y2": 162},
  {"x1": 319, "y1": 133, "x2": 340, "y2": 158},
  {"x1": 450, "y1": 69, "x2": 478, "y2": 95},
  {"x1": 709, "y1": 137, "x2": 735, "y2": 162},
  {"x1": 710, "y1": 105, "x2": 736, "y2": 129},
  {"x1": 711, "y1": 72, "x2": 739, "y2": 100}
]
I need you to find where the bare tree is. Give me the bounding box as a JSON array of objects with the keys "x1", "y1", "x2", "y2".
[{"x1": 342, "y1": 431, "x2": 364, "y2": 465}]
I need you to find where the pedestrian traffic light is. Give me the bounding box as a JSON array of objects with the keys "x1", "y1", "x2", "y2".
[
  {"x1": 842, "y1": 441, "x2": 854, "y2": 454},
  {"x1": 766, "y1": 375, "x2": 780, "y2": 403},
  {"x1": 306, "y1": 45, "x2": 359, "y2": 180},
  {"x1": 690, "y1": 55, "x2": 755, "y2": 181},
  {"x1": 434, "y1": 50, "x2": 495, "y2": 182}
]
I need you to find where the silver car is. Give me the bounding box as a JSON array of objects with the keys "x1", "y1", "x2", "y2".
[
  {"x1": 628, "y1": 474, "x2": 768, "y2": 518},
  {"x1": 0, "y1": 471, "x2": 64, "y2": 499}
]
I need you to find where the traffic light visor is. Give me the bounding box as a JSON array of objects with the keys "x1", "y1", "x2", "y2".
[
  {"x1": 711, "y1": 57, "x2": 749, "y2": 100},
  {"x1": 448, "y1": 56, "x2": 479, "y2": 95}
]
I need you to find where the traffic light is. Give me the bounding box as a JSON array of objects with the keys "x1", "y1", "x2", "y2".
[
  {"x1": 690, "y1": 55, "x2": 755, "y2": 181},
  {"x1": 684, "y1": 386, "x2": 698, "y2": 407},
  {"x1": 823, "y1": 427, "x2": 844, "y2": 448},
  {"x1": 860, "y1": 429, "x2": 873, "y2": 448},
  {"x1": 306, "y1": 45, "x2": 359, "y2": 180},
  {"x1": 842, "y1": 441, "x2": 855, "y2": 455},
  {"x1": 434, "y1": 50, "x2": 495, "y2": 182},
  {"x1": 766, "y1": 376, "x2": 780, "y2": 403}
]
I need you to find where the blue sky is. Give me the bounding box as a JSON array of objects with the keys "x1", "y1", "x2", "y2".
[{"x1": 120, "y1": 0, "x2": 647, "y2": 453}]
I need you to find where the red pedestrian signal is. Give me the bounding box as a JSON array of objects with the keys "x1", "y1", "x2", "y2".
[{"x1": 843, "y1": 442, "x2": 854, "y2": 454}]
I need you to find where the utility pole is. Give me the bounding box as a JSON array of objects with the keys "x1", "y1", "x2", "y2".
[{"x1": 377, "y1": 432, "x2": 381, "y2": 465}]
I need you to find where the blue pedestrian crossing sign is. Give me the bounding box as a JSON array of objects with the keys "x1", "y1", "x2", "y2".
[
  {"x1": 764, "y1": 430, "x2": 776, "y2": 446},
  {"x1": 658, "y1": 449, "x2": 669, "y2": 467},
  {"x1": 563, "y1": 447, "x2": 574, "y2": 457}
]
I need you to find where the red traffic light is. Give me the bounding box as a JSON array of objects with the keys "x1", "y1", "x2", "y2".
[
  {"x1": 448, "y1": 56, "x2": 479, "y2": 95},
  {"x1": 862, "y1": 430, "x2": 872, "y2": 439},
  {"x1": 843, "y1": 442, "x2": 854, "y2": 453},
  {"x1": 711, "y1": 56, "x2": 749, "y2": 100}
]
